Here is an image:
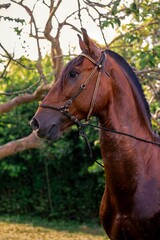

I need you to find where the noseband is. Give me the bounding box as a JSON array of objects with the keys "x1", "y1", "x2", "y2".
[{"x1": 40, "y1": 51, "x2": 106, "y2": 126}]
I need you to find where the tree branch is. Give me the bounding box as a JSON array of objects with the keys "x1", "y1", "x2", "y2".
[
  {"x1": 0, "y1": 83, "x2": 52, "y2": 114},
  {"x1": 109, "y1": 20, "x2": 159, "y2": 46},
  {"x1": 44, "y1": 0, "x2": 64, "y2": 79},
  {"x1": 0, "y1": 43, "x2": 34, "y2": 71},
  {"x1": 0, "y1": 3, "x2": 11, "y2": 9},
  {"x1": 10, "y1": 0, "x2": 45, "y2": 80},
  {"x1": 0, "y1": 131, "x2": 44, "y2": 160}
]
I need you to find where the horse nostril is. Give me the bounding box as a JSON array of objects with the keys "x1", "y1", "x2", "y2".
[{"x1": 30, "y1": 117, "x2": 39, "y2": 131}]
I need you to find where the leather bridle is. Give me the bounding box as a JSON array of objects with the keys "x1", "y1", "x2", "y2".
[
  {"x1": 40, "y1": 51, "x2": 106, "y2": 126},
  {"x1": 39, "y1": 52, "x2": 107, "y2": 162}
]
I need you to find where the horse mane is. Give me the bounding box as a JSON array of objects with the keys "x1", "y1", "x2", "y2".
[{"x1": 105, "y1": 49, "x2": 151, "y2": 125}]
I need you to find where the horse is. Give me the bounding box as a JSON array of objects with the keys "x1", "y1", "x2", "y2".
[{"x1": 31, "y1": 28, "x2": 160, "y2": 239}]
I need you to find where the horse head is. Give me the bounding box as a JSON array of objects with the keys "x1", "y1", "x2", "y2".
[{"x1": 30, "y1": 28, "x2": 111, "y2": 140}]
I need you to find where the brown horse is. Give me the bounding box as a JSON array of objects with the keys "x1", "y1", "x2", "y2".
[{"x1": 31, "y1": 28, "x2": 160, "y2": 239}]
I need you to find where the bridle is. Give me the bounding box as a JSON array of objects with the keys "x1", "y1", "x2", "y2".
[
  {"x1": 40, "y1": 51, "x2": 160, "y2": 167},
  {"x1": 40, "y1": 52, "x2": 106, "y2": 164},
  {"x1": 40, "y1": 51, "x2": 106, "y2": 122}
]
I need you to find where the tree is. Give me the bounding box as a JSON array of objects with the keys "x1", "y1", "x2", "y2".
[{"x1": 0, "y1": 0, "x2": 159, "y2": 159}]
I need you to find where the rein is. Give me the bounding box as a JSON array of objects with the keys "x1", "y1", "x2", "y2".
[
  {"x1": 80, "y1": 122, "x2": 160, "y2": 168},
  {"x1": 40, "y1": 52, "x2": 160, "y2": 168}
]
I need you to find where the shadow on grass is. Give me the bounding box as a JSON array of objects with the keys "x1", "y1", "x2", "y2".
[{"x1": 0, "y1": 214, "x2": 106, "y2": 237}]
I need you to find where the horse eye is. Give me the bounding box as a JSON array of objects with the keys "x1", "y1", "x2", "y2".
[{"x1": 69, "y1": 71, "x2": 79, "y2": 78}]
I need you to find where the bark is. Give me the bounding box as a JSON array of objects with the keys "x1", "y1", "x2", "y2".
[
  {"x1": 0, "y1": 4, "x2": 11, "y2": 9},
  {"x1": 0, "y1": 131, "x2": 44, "y2": 160},
  {"x1": 0, "y1": 83, "x2": 52, "y2": 114},
  {"x1": 44, "y1": 0, "x2": 64, "y2": 79}
]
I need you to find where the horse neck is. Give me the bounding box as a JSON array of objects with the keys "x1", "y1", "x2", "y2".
[
  {"x1": 100, "y1": 54, "x2": 153, "y2": 137},
  {"x1": 99, "y1": 55, "x2": 154, "y2": 170}
]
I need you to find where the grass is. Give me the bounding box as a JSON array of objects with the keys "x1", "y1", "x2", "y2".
[{"x1": 0, "y1": 215, "x2": 109, "y2": 240}]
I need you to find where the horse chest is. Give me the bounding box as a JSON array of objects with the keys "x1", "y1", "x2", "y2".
[
  {"x1": 109, "y1": 213, "x2": 160, "y2": 240},
  {"x1": 102, "y1": 176, "x2": 160, "y2": 239},
  {"x1": 133, "y1": 177, "x2": 160, "y2": 219}
]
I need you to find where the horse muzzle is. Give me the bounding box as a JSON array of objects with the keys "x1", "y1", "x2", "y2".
[{"x1": 30, "y1": 114, "x2": 62, "y2": 141}]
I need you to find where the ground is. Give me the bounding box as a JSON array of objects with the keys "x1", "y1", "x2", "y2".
[{"x1": 0, "y1": 215, "x2": 109, "y2": 240}]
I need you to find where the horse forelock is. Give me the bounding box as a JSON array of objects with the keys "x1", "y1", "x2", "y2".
[{"x1": 60, "y1": 56, "x2": 84, "y2": 87}]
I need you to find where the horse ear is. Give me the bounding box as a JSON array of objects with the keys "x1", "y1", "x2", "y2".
[
  {"x1": 80, "y1": 28, "x2": 101, "y2": 59},
  {"x1": 77, "y1": 34, "x2": 86, "y2": 51}
]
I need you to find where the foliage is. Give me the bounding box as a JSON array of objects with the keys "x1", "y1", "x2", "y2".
[
  {"x1": 0, "y1": 123, "x2": 104, "y2": 220},
  {"x1": 0, "y1": 16, "x2": 25, "y2": 24}
]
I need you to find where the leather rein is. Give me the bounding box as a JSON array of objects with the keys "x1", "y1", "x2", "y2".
[{"x1": 40, "y1": 52, "x2": 160, "y2": 168}]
